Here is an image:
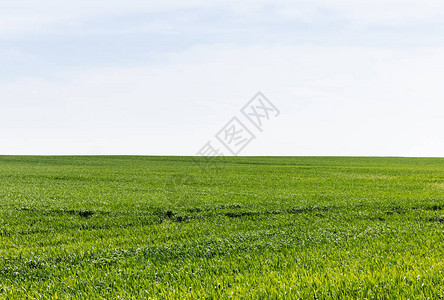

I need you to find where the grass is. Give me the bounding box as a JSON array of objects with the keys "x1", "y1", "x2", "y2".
[{"x1": 1, "y1": 156, "x2": 444, "y2": 299}]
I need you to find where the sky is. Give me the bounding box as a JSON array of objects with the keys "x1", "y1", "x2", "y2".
[{"x1": 1, "y1": 0, "x2": 444, "y2": 156}]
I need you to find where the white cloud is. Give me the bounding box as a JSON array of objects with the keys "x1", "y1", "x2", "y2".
[
  {"x1": 2, "y1": 0, "x2": 444, "y2": 37},
  {"x1": 277, "y1": 0, "x2": 444, "y2": 25},
  {"x1": 1, "y1": 44, "x2": 444, "y2": 155},
  {"x1": 1, "y1": 1, "x2": 443, "y2": 155}
]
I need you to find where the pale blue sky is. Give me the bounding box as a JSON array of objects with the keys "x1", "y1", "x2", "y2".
[{"x1": 2, "y1": 0, "x2": 444, "y2": 155}]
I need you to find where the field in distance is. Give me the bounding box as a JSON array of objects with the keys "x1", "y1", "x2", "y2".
[{"x1": 1, "y1": 156, "x2": 444, "y2": 299}]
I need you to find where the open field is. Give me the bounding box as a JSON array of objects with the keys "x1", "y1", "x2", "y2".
[{"x1": 1, "y1": 156, "x2": 444, "y2": 298}]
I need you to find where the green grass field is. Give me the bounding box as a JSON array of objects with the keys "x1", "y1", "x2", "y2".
[{"x1": 1, "y1": 156, "x2": 444, "y2": 299}]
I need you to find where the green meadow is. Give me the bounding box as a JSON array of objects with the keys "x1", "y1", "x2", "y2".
[{"x1": 1, "y1": 156, "x2": 444, "y2": 299}]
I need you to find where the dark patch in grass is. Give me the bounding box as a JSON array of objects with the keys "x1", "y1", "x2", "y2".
[
  {"x1": 385, "y1": 206, "x2": 408, "y2": 215},
  {"x1": 70, "y1": 210, "x2": 95, "y2": 218},
  {"x1": 173, "y1": 215, "x2": 190, "y2": 222},
  {"x1": 16, "y1": 207, "x2": 101, "y2": 218},
  {"x1": 154, "y1": 209, "x2": 176, "y2": 220},
  {"x1": 151, "y1": 210, "x2": 193, "y2": 223},
  {"x1": 49, "y1": 209, "x2": 95, "y2": 218},
  {"x1": 186, "y1": 207, "x2": 203, "y2": 213},
  {"x1": 0, "y1": 230, "x2": 11, "y2": 237},
  {"x1": 52, "y1": 176, "x2": 88, "y2": 181},
  {"x1": 16, "y1": 207, "x2": 32, "y2": 211},
  {"x1": 14, "y1": 207, "x2": 105, "y2": 218},
  {"x1": 224, "y1": 206, "x2": 331, "y2": 218},
  {"x1": 429, "y1": 217, "x2": 444, "y2": 223},
  {"x1": 218, "y1": 204, "x2": 244, "y2": 210},
  {"x1": 225, "y1": 211, "x2": 258, "y2": 218},
  {"x1": 24, "y1": 259, "x2": 46, "y2": 270},
  {"x1": 286, "y1": 206, "x2": 331, "y2": 214},
  {"x1": 185, "y1": 204, "x2": 244, "y2": 213},
  {"x1": 425, "y1": 205, "x2": 443, "y2": 211},
  {"x1": 165, "y1": 210, "x2": 175, "y2": 218}
]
